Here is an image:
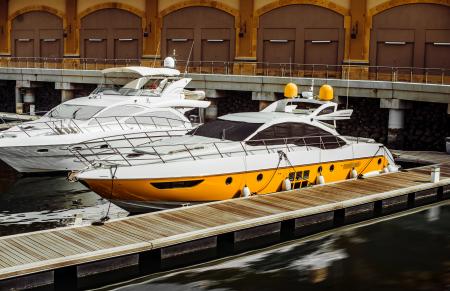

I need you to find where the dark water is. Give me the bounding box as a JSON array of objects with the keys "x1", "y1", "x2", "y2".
[
  {"x1": 102, "y1": 204, "x2": 450, "y2": 291},
  {"x1": 0, "y1": 161, "x2": 128, "y2": 236}
]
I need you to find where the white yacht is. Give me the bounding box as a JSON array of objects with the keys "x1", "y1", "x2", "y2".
[
  {"x1": 0, "y1": 64, "x2": 209, "y2": 173},
  {"x1": 73, "y1": 84, "x2": 399, "y2": 212}
]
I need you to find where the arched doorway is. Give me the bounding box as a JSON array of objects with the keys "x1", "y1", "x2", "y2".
[
  {"x1": 258, "y1": 5, "x2": 344, "y2": 70},
  {"x1": 162, "y1": 6, "x2": 235, "y2": 68},
  {"x1": 80, "y1": 8, "x2": 142, "y2": 60},
  {"x1": 370, "y1": 4, "x2": 450, "y2": 72},
  {"x1": 11, "y1": 11, "x2": 63, "y2": 58}
]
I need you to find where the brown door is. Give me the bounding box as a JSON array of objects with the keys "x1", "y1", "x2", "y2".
[
  {"x1": 201, "y1": 39, "x2": 230, "y2": 73},
  {"x1": 84, "y1": 39, "x2": 107, "y2": 59},
  {"x1": 258, "y1": 5, "x2": 344, "y2": 68},
  {"x1": 114, "y1": 39, "x2": 139, "y2": 59},
  {"x1": 40, "y1": 39, "x2": 60, "y2": 58},
  {"x1": 262, "y1": 40, "x2": 295, "y2": 76},
  {"x1": 11, "y1": 12, "x2": 63, "y2": 58},
  {"x1": 14, "y1": 39, "x2": 34, "y2": 57},
  {"x1": 304, "y1": 41, "x2": 338, "y2": 76},
  {"x1": 201, "y1": 40, "x2": 230, "y2": 61},
  {"x1": 370, "y1": 3, "x2": 450, "y2": 71},
  {"x1": 167, "y1": 39, "x2": 194, "y2": 65},
  {"x1": 263, "y1": 40, "x2": 295, "y2": 63},
  {"x1": 162, "y1": 7, "x2": 235, "y2": 64},
  {"x1": 80, "y1": 9, "x2": 142, "y2": 60},
  {"x1": 376, "y1": 42, "x2": 414, "y2": 81},
  {"x1": 426, "y1": 43, "x2": 450, "y2": 68}
]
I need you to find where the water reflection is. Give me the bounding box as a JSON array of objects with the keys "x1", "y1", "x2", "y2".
[
  {"x1": 0, "y1": 161, "x2": 128, "y2": 235},
  {"x1": 109, "y1": 204, "x2": 449, "y2": 291}
]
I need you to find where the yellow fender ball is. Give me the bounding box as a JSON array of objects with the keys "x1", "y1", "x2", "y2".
[
  {"x1": 284, "y1": 83, "x2": 298, "y2": 98},
  {"x1": 319, "y1": 84, "x2": 333, "y2": 101}
]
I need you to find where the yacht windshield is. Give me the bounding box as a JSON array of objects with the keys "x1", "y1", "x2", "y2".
[
  {"x1": 118, "y1": 78, "x2": 169, "y2": 96},
  {"x1": 47, "y1": 104, "x2": 105, "y2": 120},
  {"x1": 189, "y1": 120, "x2": 262, "y2": 141}
]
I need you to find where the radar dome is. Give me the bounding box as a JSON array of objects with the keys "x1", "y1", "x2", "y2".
[
  {"x1": 164, "y1": 57, "x2": 175, "y2": 69},
  {"x1": 319, "y1": 84, "x2": 333, "y2": 101},
  {"x1": 284, "y1": 83, "x2": 298, "y2": 99}
]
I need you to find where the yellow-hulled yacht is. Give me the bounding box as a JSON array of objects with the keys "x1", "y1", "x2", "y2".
[{"x1": 73, "y1": 84, "x2": 399, "y2": 212}]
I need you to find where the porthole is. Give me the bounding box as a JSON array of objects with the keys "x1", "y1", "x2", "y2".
[
  {"x1": 377, "y1": 158, "x2": 382, "y2": 165},
  {"x1": 37, "y1": 149, "x2": 48, "y2": 153},
  {"x1": 329, "y1": 164, "x2": 335, "y2": 172},
  {"x1": 318, "y1": 166, "x2": 323, "y2": 173},
  {"x1": 257, "y1": 173, "x2": 263, "y2": 181},
  {"x1": 225, "y1": 177, "x2": 233, "y2": 185}
]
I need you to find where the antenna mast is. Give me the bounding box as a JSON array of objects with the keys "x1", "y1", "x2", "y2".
[
  {"x1": 184, "y1": 41, "x2": 195, "y2": 76},
  {"x1": 152, "y1": 41, "x2": 160, "y2": 68}
]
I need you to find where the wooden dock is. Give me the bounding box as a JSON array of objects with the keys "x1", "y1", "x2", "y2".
[
  {"x1": 0, "y1": 164, "x2": 449, "y2": 289},
  {"x1": 392, "y1": 150, "x2": 450, "y2": 165}
]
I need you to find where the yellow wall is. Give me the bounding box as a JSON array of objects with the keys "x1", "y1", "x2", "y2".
[
  {"x1": 78, "y1": 0, "x2": 145, "y2": 14},
  {"x1": 8, "y1": 0, "x2": 65, "y2": 15},
  {"x1": 367, "y1": 0, "x2": 388, "y2": 10},
  {"x1": 255, "y1": 0, "x2": 351, "y2": 12},
  {"x1": 158, "y1": 0, "x2": 240, "y2": 12}
]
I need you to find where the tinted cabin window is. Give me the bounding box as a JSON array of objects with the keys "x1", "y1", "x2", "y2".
[
  {"x1": 248, "y1": 122, "x2": 345, "y2": 149},
  {"x1": 317, "y1": 107, "x2": 334, "y2": 115},
  {"x1": 317, "y1": 107, "x2": 335, "y2": 126},
  {"x1": 189, "y1": 120, "x2": 262, "y2": 141}
]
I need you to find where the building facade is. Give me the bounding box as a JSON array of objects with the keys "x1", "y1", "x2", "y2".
[{"x1": 0, "y1": 0, "x2": 449, "y2": 69}]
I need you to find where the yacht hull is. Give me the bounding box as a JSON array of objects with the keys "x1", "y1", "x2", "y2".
[
  {"x1": 0, "y1": 130, "x2": 188, "y2": 173},
  {"x1": 79, "y1": 151, "x2": 390, "y2": 213},
  {"x1": 0, "y1": 145, "x2": 83, "y2": 172}
]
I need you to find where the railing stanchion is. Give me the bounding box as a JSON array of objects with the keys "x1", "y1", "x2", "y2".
[
  {"x1": 213, "y1": 143, "x2": 224, "y2": 158},
  {"x1": 184, "y1": 145, "x2": 196, "y2": 161}
]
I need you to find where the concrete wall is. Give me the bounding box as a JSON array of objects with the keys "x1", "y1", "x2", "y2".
[{"x1": 0, "y1": 67, "x2": 449, "y2": 150}]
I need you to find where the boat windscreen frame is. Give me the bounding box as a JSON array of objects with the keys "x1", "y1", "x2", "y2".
[{"x1": 188, "y1": 119, "x2": 263, "y2": 141}]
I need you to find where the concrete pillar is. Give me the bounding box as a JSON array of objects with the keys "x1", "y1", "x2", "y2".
[
  {"x1": 205, "y1": 99, "x2": 218, "y2": 121},
  {"x1": 61, "y1": 90, "x2": 74, "y2": 103},
  {"x1": 55, "y1": 82, "x2": 77, "y2": 103},
  {"x1": 15, "y1": 87, "x2": 23, "y2": 114},
  {"x1": 23, "y1": 89, "x2": 36, "y2": 115},
  {"x1": 252, "y1": 92, "x2": 277, "y2": 102},
  {"x1": 387, "y1": 109, "x2": 405, "y2": 148},
  {"x1": 380, "y1": 99, "x2": 411, "y2": 149}
]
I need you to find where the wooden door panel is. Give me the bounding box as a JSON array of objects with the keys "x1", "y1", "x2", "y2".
[{"x1": 114, "y1": 39, "x2": 139, "y2": 59}]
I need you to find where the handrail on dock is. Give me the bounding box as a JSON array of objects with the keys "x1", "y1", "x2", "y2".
[{"x1": 1, "y1": 56, "x2": 449, "y2": 85}]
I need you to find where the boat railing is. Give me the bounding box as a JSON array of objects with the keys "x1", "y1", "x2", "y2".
[
  {"x1": 0, "y1": 114, "x2": 193, "y2": 137},
  {"x1": 70, "y1": 134, "x2": 361, "y2": 168},
  {"x1": 69, "y1": 129, "x2": 193, "y2": 167}
]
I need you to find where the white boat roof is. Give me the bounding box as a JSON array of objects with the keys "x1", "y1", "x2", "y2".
[
  {"x1": 63, "y1": 95, "x2": 134, "y2": 107},
  {"x1": 101, "y1": 66, "x2": 180, "y2": 77},
  {"x1": 220, "y1": 112, "x2": 298, "y2": 123}
]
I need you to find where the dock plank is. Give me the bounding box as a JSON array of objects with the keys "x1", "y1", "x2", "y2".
[{"x1": 0, "y1": 165, "x2": 449, "y2": 282}]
